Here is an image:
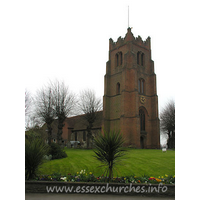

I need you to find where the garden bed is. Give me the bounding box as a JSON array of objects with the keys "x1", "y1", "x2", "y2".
[
  {"x1": 26, "y1": 172, "x2": 175, "y2": 197},
  {"x1": 34, "y1": 171, "x2": 175, "y2": 184}
]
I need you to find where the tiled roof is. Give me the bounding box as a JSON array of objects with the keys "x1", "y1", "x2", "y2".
[{"x1": 66, "y1": 111, "x2": 103, "y2": 131}]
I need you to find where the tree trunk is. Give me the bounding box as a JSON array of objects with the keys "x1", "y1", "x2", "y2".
[
  {"x1": 47, "y1": 124, "x2": 52, "y2": 145},
  {"x1": 57, "y1": 121, "x2": 65, "y2": 145},
  {"x1": 167, "y1": 130, "x2": 170, "y2": 148},
  {"x1": 108, "y1": 163, "x2": 113, "y2": 182},
  {"x1": 87, "y1": 129, "x2": 91, "y2": 149},
  {"x1": 171, "y1": 131, "x2": 175, "y2": 149},
  {"x1": 167, "y1": 130, "x2": 175, "y2": 149},
  {"x1": 86, "y1": 123, "x2": 93, "y2": 148},
  {"x1": 57, "y1": 128, "x2": 62, "y2": 145},
  {"x1": 56, "y1": 114, "x2": 66, "y2": 145}
]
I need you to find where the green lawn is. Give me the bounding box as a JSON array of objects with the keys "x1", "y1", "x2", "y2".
[{"x1": 38, "y1": 148, "x2": 175, "y2": 177}]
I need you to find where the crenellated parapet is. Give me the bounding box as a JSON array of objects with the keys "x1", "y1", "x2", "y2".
[{"x1": 109, "y1": 28, "x2": 151, "y2": 51}]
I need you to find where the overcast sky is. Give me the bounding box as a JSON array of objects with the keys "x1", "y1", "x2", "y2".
[
  {"x1": 21, "y1": 0, "x2": 181, "y2": 113},
  {"x1": 1, "y1": 1, "x2": 200, "y2": 195},
  {"x1": 1, "y1": 0, "x2": 199, "y2": 130}
]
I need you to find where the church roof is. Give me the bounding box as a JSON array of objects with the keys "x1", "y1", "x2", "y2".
[{"x1": 66, "y1": 111, "x2": 103, "y2": 131}]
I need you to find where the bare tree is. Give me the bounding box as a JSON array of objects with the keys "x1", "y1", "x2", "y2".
[
  {"x1": 25, "y1": 89, "x2": 32, "y2": 117},
  {"x1": 52, "y1": 80, "x2": 76, "y2": 145},
  {"x1": 25, "y1": 89, "x2": 33, "y2": 130},
  {"x1": 34, "y1": 85, "x2": 55, "y2": 145},
  {"x1": 78, "y1": 89, "x2": 102, "y2": 148},
  {"x1": 160, "y1": 100, "x2": 175, "y2": 149}
]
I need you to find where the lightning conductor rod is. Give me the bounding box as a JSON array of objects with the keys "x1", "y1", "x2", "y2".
[{"x1": 128, "y1": 6, "x2": 129, "y2": 28}]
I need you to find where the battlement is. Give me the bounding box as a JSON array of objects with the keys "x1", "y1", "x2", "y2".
[{"x1": 109, "y1": 27, "x2": 151, "y2": 51}]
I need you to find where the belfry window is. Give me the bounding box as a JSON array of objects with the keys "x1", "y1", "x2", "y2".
[
  {"x1": 119, "y1": 52, "x2": 123, "y2": 65},
  {"x1": 137, "y1": 52, "x2": 140, "y2": 65},
  {"x1": 139, "y1": 109, "x2": 145, "y2": 131},
  {"x1": 137, "y1": 51, "x2": 145, "y2": 66},
  {"x1": 138, "y1": 78, "x2": 145, "y2": 94},
  {"x1": 115, "y1": 53, "x2": 119, "y2": 67},
  {"x1": 115, "y1": 52, "x2": 123, "y2": 67},
  {"x1": 116, "y1": 82, "x2": 120, "y2": 95},
  {"x1": 141, "y1": 53, "x2": 145, "y2": 66}
]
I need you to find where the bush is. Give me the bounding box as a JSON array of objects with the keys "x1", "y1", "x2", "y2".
[
  {"x1": 93, "y1": 130, "x2": 126, "y2": 182},
  {"x1": 44, "y1": 154, "x2": 52, "y2": 160},
  {"x1": 25, "y1": 137, "x2": 49, "y2": 180},
  {"x1": 49, "y1": 143, "x2": 67, "y2": 159}
]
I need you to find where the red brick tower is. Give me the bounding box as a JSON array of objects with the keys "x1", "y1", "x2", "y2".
[{"x1": 103, "y1": 28, "x2": 160, "y2": 148}]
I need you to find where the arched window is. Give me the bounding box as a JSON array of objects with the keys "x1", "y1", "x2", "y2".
[
  {"x1": 141, "y1": 53, "x2": 145, "y2": 66},
  {"x1": 137, "y1": 52, "x2": 145, "y2": 66},
  {"x1": 115, "y1": 53, "x2": 119, "y2": 67},
  {"x1": 75, "y1": 132, "x2": 77, "y2": 141},
  {"x1": 138, "y1": 78, "x2": 145, "y2": 94},
  {"x1": 116, "y1": 82, "x2": 120, "y2": 95},
  {"x1": 137, "y1": 52, "x2": 140, "y2": 65},
  {"x1": 119, "y1": 52, "x2": 123, "y2": 65},
  {"x1": 139, "y1": 109, "x2": 145, "y2": 131},
  {"x1": 141, "y1": 79, "x2": 144, "y2": 94},
  {"x1": 138, "y1": 79, "x2": 141, "y2": 93},
  {"x1": 115, "y1": 52, "x2": 123, "y2": 67}
]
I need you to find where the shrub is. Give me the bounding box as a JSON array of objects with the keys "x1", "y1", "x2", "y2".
[
  {"x1": 93, "y1": 130, "x2": 126, "y2": 182},
  {"x1": 25, "y1": 137, "x2": 49, "y2": 180},
  {"x1": 49, "y1": 143, "x2": 67, "y2": 159},
  {"x1": 44, "y1": 154, "x2": 52, "y2": 160}
]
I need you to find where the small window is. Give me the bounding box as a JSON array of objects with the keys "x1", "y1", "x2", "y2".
[
  {"x1": 138, "y1": 80, "x2": 141, "y2": 93},
  {"x1": 138, "y1": 79, "x2": 145, "y2": 94},
  {"x1": 75, "y1": 132, "x2": 77, "y2": 141},
  {"x1": 141, "y1": 80, "x2": 144, "y2": 93},
  {"x1": 139, "y1": 109, "x2": 145, "y2": 131},
  {"x1": 83, "y1": 131, "x2": 86, "y2": 141},
  {"x1": 116, "y1": 82, "x2": 120, "y2": 95}
]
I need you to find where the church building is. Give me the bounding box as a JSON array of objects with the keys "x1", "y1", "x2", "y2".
[
  {"x1": 49, "y1": 28, "x2": 160, "y2": 149},
  {"x1": 103, "y1": 28, "x2": 160, "y2": 149}
]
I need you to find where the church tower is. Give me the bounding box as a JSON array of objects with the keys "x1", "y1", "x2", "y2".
[{"x1": 103, "y1": 28, "x2": 160, "y2": 149}]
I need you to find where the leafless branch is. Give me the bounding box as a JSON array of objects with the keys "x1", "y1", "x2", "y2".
[
  {"x1": 160, "y1": 99, "x2": 175, "y2": 148},
  {"x1": 78, "y1": 89, "x2": 102, "y2": 148},
  {"x1": 51, "y1": 80, "x2": 77, "y2": 144},
  {"x1": 25, "y1": 89, "x2": 32, "y2": 116},
  {"x1": 160, "y1": 99, "x2": 175, "y2": 133},
  {"x1": 34, "y1": 85, "x2": 55, "y2": 144}
]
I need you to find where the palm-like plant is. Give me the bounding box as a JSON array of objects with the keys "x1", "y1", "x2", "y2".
[
  {"x1": 25, "y1": 137, "x2": 49, "y2": 180},
  {"x1": 93, "y1": 130, "x2": 126, "y2": 182}
]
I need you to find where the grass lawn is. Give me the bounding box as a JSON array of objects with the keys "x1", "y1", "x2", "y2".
[{"x1": 38, "y1": 148, "x2": 175, "y2": 177}]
